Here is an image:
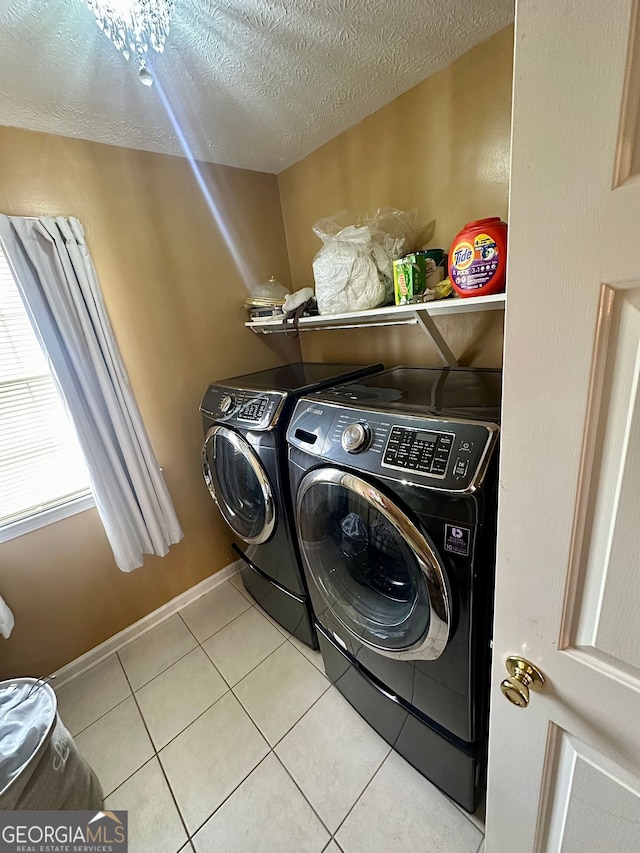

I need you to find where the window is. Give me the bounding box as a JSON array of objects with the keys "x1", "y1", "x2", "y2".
[{"x1": 0, "y1": 247, "x2": 93, "y2": 541}]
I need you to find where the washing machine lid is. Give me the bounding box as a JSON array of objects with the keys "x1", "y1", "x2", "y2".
[
  {"x1": 296, "y1": 466, "x2": 451, "y2": 662},
  {"x1": 312, "y1": 366, "x2": 502, "y2": 423},
  {"x1": 210, "y1": 362, "x2": 384, "y2": 394},
  {"x1": 202, "y1": 425, "x2": 276, "y2": 545}
]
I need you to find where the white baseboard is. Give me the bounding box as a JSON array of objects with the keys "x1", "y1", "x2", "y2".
[{"x1": 53, "y1": 559, "x2": 244, "y2": 689}]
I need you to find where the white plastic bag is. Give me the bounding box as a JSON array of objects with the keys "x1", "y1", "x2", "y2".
[
  {"x1": 312, "y1": 209, "x2": 416, "y2": 315},
  {"x1": 312, "y1": 223, "x2": 383, "y2": 315}
]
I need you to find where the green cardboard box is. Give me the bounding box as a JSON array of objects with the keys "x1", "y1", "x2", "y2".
[{"x1": 394, "y1": 251, "x2": 444, "y2": 304}]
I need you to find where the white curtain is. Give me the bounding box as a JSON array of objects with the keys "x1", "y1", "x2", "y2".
[
  {"x1": 0, "y1": 594, "x2": 14, "y2": 639},
  {"x1": 0, "y1": 215, "x2": 183, "y2": 571}
]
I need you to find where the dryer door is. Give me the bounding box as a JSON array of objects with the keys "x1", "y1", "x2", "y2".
[
  {"x1": 297, "y1": 467, "x2": 451, "y2": 661},
  {"x1": 202, "y1": 425, "x2": 276, "y2": 545}
]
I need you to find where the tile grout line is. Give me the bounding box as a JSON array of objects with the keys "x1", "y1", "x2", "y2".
[
  {"x1": 186, "y1": 749, "x2": 274, "y2": 841},
  {"x1": 212, "y1": 613, "x2": 326, "y2": 699},
  {"x1": 199, "y1": 580, "x2": 327, "y2": 670},
  {"x1": 50, "y1": 568, "x2": 241, "y2": 693},
  {"x1": 201, "y1": 630, "x2": 289, "y2": 691},
  {"x1": 269, "y1": 675, "x2": 332, "y2": 749},
  {"x1": 102, "y1": 753, "x2": 157, "y2": 801},
  {"x1": 143, "y1": 679, "x2": 231, "y2": 753},
  {"x1": 176, "y1": 608, "x2": 202, "y2": 643},
  {"x1": 123, "y1": 641, "x2": 200, "y2": 693},
  {"x1": 118, "y1": 628, "x2": 236, "y2": 753},
  {"x1": 330, "y1": 747, "x2": 393, "y2": 842},
  {"x1": 66, "y1": 690, "x2": 132, "y2": 739},
  {"x1": 176, "y1": 586, "x2": 252, "y2": 645},
  {"x1": 175, "y1": 584, "x2": 290, "y2": 692},
  {"x1": 64, "y1": 660, "x2": 148, "y2": 798},
  {"x1": 212, "y1": 624, "x2": 291, "y2": 692},
  {"x1": 232, "y1": 664, "x2": 331, "y2": 752},
  {"x1": 113, "y1": 653, "x2": 192, "y2": 851},
  {"x1": 178, "y1": 581, "x2": 302, "y2": 655},
  {"x1": 271, "y1": 749, "x2": 334, "y2": 840},
  {"x1": 153, "y1": 694, "x2": 273, "y2": 843},
  {"x1": 264, "y1": 678, "x2": 394, "y2": 839},
  {"x1": 140, "y1": 582, "x2": 292, "y2": 699}
]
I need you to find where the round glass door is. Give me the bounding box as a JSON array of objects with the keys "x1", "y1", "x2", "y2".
[
  {"x1": 202, "y1": 425, "x2": 275, "y2": 545},
  {"x1": 296, "y1": 467, "x2": 450, "y2": 661}
]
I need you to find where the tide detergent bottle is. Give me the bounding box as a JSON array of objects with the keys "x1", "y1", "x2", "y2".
[{"x1": 448, "y1": 217, "x2": 507, "y2": 297}]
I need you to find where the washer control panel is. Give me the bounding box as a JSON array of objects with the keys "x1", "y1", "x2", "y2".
[
  {"x1": 382, "y1": 426, "x2": 455, "y2": 478},
  {"x1": 286, "y1": 400, "x2": 499, "y2": 493},
  {"x1": 200, "y1": 385, "x2": 285, "y2": 431}
]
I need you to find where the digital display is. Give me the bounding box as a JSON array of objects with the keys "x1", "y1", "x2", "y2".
[{"x1": 415, "y1": 431, "x2": 438, "y2": 443}]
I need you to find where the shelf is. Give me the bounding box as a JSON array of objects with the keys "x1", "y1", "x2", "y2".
[{"x1": 245, "y1": 293, "x2": 506, "y2": 367}]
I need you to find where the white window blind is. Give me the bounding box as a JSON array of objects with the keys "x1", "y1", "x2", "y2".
[{"x1": 0, "y1": 247, "x2": 92, "y2": 529}]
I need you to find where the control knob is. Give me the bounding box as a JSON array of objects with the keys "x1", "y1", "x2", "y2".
[
  {"x1": 341, "y1": 422, "x2": 372, "y2": 454},
  {"x1": 220, "y1": 395, "x2": 236, "y2": 415}
]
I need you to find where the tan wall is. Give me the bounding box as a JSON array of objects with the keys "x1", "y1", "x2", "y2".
[
  {"x1": 0, "y1": 127, "x2": 299, "y2": 678},
  {"x1": 278, "y1": 26, "x2": 513, "y2": 368}
]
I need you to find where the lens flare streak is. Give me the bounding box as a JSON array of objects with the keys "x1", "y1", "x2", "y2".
[{"x1": 151, "y1": 71, "x2": 254, "y2": 288}]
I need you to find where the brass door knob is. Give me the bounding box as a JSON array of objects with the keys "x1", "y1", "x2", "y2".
[{"x1": 500, "y1": 656, "x2": 545, "y2": 708}]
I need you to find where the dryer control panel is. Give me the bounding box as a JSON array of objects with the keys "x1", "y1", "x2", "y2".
[
  {"x1": 286, "y1": 401, "x2": 498, "y2": 494},
  {"x1": 200, "y1": 385, "x2": 286, "y2": 431}
]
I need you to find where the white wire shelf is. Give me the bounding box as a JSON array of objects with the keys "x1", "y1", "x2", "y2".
[{"x1": 245, "y1": 293, "x2": 506, "y2": 367}]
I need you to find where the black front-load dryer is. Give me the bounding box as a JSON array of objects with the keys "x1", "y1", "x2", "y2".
[
  {"x1": 286, "y1": 367, "x2": 501, "y2": 810},
  {"x1": 199, "y1": 362, "x2": 383, "y2": 648}
]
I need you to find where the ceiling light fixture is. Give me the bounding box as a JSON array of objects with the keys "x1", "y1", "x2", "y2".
[{"x1": 85, "y1": 0, "x2": 174, "y2": 86}]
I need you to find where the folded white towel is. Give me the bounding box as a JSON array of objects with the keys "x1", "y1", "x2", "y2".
[{"x1": 0, "y1": 595, "x2": 14, "y2": 639}]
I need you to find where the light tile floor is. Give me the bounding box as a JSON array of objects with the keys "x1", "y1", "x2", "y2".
[{"x1": 55, "y1": 575, "x2": 485, "y2": 853}]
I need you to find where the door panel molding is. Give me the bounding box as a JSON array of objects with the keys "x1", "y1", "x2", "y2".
[
  {"x1": 537, "y1": 724, "x2": 640, "y2": 852},
  {"x1": 614, "y1": 0, "x2": 640, "y2": 186},
  {"x1": 562, "y1": 283, "x2": 640, "y2": 676}
]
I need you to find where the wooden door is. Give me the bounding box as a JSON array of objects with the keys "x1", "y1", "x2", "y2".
[{"x1": 486, "y1": 1, "x2": 640, "y2": 850}]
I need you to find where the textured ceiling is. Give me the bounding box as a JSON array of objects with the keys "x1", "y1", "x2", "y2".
[{"x1": 0, "y1": 0, "x2": 513, "y2": 173}]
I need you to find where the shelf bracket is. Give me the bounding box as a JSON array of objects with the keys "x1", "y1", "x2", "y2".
[{"x1": 414, "y1": 310, "x2": 458, "y2": 367}]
